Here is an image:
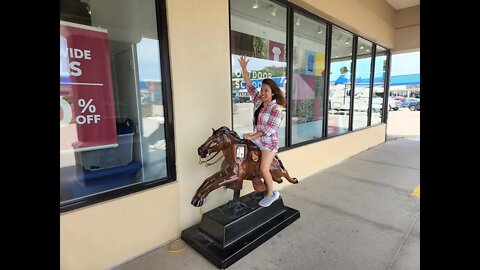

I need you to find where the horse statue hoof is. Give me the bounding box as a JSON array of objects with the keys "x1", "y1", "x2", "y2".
[{"x1": 191, "y1": 198, "x2": 204, "y2": 207}]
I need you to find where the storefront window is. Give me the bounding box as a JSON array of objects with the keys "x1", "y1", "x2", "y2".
[
  {"x1": 60, "y1": 0, "x2": 171, "y2": 208},
  {"x1": 291, "y1": 13, "x2": 327, "y2": 144},
  {"x1": 229, "y1": 0, "x2": 287, "y2": 148},
  {"x1": 371, "y1": 46, "x2": 387, "y2": 125},
  {"x1": 328, "y1": 27, "x2": 353, "y2": 136},
  {"x1": 352, "y1": 38, "x2": 373, "y2": 130}
]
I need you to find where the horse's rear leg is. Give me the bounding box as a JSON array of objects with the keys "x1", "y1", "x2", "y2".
[
  {"x1": 271, "y1": 169, "x2": 298, "y2": 184},
  {"x1": 251, "y1": 176, "x2": 266, "y2": 192}
]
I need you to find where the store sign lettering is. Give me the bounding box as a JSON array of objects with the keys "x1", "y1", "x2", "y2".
[{"x1": 60, "y1": 48, "x2": 92, "y2": 77}]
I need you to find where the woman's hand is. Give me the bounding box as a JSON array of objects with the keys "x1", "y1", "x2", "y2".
[
  {"x1": 238, "y1": 55, "x2": 252, "y2": 88},
  {"x1": 243, "y1": 133, "x2": 252, "y2": 140},
  {"x1": 238, "y1": 55, "x2": 249, "y2": 70}
]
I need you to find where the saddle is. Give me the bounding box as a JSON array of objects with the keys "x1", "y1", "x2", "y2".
[{"x1": 239, "y1": 139, "x2": 260, "y2": 162}]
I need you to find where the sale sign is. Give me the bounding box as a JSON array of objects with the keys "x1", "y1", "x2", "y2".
[{"x1": 60, "y1": 21, "x2": 117, "y2": 151}]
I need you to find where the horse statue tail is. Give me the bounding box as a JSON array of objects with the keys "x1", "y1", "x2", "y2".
[{"x1": 275, "y1": 154, "x2": 286, "y2": 171}]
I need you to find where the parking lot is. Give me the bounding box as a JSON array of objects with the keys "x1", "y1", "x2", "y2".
[{"x1": 387, "y1": 107, "x2": 420, "y2": 140}]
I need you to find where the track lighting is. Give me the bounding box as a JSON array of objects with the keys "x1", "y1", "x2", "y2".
[
  {"x1": 252, "y1": 0, "x2": 259, "y2": 9},
  {"x1": 295, "y1": 17, "x2": 300, "y2": 26},
  {"x1": 317, "y1": 26, "x2": 323, "y2": 34}
]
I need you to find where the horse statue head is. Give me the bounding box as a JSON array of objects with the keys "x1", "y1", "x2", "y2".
[
  {"x1": 197, "y1": 126, "x2": 237, "y2": 162},
  {"x1": 191, "y1": 126, "x2": 298, "y2": 207}
]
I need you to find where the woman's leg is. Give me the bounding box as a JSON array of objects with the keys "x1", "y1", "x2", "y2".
[{"x1": 260, "y1": 149, "x2": 276, "y2": 196}]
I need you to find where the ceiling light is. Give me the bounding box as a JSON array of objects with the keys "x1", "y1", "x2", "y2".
[
  {"x1": 345, "y1": 38, "x2": 350, "y2": 44},
  {"x1": 252, "y1": 0, "x2": 259, "y2": 9},
  {"x1": 295, "y1": 17, "x2": 300, "y2": 26},
  {"x1": 270, "y1": 6, "x2": 277, "y2": 16},
  {"x1": 360, "y1": 46, "x2": 364, "y2": 49},
  {"x1": 316, "y1": 26, "x2": 323, "y2": 34},
  {"x1": 366, "y1": 49, "x2": 370, "y2": 52}
]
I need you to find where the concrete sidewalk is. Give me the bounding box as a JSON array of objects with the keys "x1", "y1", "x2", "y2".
[{"x1": 114, "y1": 138, "x2": 420, "y2": 270}]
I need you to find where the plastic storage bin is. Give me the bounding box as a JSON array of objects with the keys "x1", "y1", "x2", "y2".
[{"x1": 75, "y1": 133, "x2": 134, "y2": 171}]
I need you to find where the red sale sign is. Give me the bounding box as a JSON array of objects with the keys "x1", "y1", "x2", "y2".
[{"x1": 60, "y1": 21, "x2": 117, "y2": 151}]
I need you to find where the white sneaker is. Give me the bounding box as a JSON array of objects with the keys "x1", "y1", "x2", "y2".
[{"x1": 259, "y1": 190, "x2": 280, "y2": 207}]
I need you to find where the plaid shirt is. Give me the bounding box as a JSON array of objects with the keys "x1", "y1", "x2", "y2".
[{"x1": 248, "y1": 85, "x2": 283, "y2": 151}]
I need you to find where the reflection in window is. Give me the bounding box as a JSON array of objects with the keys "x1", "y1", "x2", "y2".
[
  {"x1": 328, "y1": 27, "x2": 353, "y2": 136},
  {"x1": 60, "y1": 0, "x2": 168, "y2": 206},
  {"x1": 291, "y1": 13, "x2": 327, "y2": 144},
  {"x1": 371, "y1": 46, "x2": 387, "y2": 125},
  {"x1": 230, "y1": 0, "x2": 287, "y2": 148},
  {"x1": 352, "y1": 38, "x2": 373, "y2": 130}
]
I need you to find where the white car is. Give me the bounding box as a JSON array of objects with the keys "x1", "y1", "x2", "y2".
[
  {"x1": 371, "y1": 97, "x2": 400, "y2": 112},
  {"x1": 388, "y1": 97, "x2": 400, "y2": 111}
]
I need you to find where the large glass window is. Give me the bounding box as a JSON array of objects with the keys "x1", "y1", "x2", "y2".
[
  {"x1": 60, "y1": 0, "x2": 172, "y2": 208},
  {"x1": 291, "y1": 13, "x2": 327, "y2": 144},
  {"x1": 229, "y1": 1, "x2": 391, "y2": 148},
  {"x1": 352, "y1": 38, "x2": 373, "y2": 130},
  {"x1": 328, "y1": 27, "x2": 353, "y2": 136},
  {"x1": 371, "y1": 46, "x2": 388, "y2": 125},
  {"x1": 229, "y1": 0, "x2": 287, "y2": 148}
]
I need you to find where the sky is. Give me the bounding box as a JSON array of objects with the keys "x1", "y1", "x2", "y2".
[
  {"x1": 390, "y1": 51, "x2": 420, "y2": 76},
  {"x1": 136, "y1": 38, "x2": 162, "y2": 81}
]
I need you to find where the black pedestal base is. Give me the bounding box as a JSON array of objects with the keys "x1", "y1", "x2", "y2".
[{"x1": 181, "y1": 192, "x2": 300, "y2": 269}]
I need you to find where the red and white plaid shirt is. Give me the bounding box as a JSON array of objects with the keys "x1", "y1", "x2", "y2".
[{"x1": 248, "y1": 85, "x2": 283, "y2": 151}]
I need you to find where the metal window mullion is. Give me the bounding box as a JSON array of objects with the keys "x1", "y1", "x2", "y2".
[
  {"x1": 348, "y1": 36, "x2": 358, "y2": 131},
  {"x1": 155, "y1": 0, "x2": 176, "y2": 180},
  {"x1": 383, "y1": 50, "x2": 392, "y2": 123},
  {"x1": 367, "y1": 44, "x2": 376, "y2": 126},
  {"x1": 323, "y1": 24, "x2": 332, "y2": 138},
  {"x1": 286, "y1": 6, "x2": 294, "y2": 148}
]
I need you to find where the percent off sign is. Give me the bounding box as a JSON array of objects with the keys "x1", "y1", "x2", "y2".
[{"x1": 60, "y1": 97, "x2": 101, "y2": 127}]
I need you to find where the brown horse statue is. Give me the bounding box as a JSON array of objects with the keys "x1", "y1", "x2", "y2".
[{"x1": 191, "y1": 126, "x2": 298, "y2": 207}]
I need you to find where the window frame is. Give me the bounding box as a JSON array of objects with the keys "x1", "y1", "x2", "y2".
[{"x1": 60, "y1": 0, "x2": 176, "y2": 213}]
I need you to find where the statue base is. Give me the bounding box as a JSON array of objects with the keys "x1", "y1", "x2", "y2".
[{"x1": 181, "y1": 191, "x2": 300, "y2": 269}]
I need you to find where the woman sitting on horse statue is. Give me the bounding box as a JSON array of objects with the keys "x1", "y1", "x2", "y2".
[{"x1": 238, "y1": 55, "x2": 287, "y2": 207}]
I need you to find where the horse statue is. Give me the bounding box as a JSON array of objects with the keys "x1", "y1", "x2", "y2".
[{"x1": 191, "y1": 126, "x2": 298, "y2": 207}]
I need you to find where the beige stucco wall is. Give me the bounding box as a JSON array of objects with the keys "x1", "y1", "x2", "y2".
[
  {"x1": 166, "y1": 0, "x2": 234, "y2": 230},
  {"x1": 393, "y1": 5, "x2": 420, "y2": 53},
  {"x1": 60, "y1": 0, "x2": 392, "y2": 269},
  {"x1": 60, "y1": 183, "x2": 180, "y2": 270}
]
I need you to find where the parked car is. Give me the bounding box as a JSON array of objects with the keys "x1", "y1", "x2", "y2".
[
  {"x1": 233, "y1": 96, "x2": 251, "y2": 103},
  {"x1": 370, "y1": 97, "x2": 400, "y2": 112},
  {"x1": 388, "y1": 97, "x2": 400, "y2": 111},
  {"x1": 400, "y1": 98, "x2": 420, "y2": 110},
  {"x1": 393, "y1": 96, "x2": 406, "y2": 102},
  {"x1": 409, "y1": 100, "x2": 420, "y2": 111}
]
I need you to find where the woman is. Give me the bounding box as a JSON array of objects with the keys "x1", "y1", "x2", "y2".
[{"x1": 238, "y1": 55, "x2": 286, "y2": 207}]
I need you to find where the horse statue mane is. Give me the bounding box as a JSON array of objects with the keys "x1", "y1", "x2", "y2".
[{"x1": 191, "y1": 126, "x2": 298, "y2": 207}]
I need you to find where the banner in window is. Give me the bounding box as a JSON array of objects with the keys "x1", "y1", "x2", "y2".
[{"x1": 60, "y1": 21, "x2": 117, "y2": 151}]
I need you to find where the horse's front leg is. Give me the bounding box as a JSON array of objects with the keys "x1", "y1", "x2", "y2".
[
  {"x1": 200, "y1": 172, "x2": 239, "y2": 198},
  {"x1": 196, "y1": 171, "x2": 224, "y2": 194},
  {"x1": 191, "y1": 171, "x2": 224, "y2": 207}
]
